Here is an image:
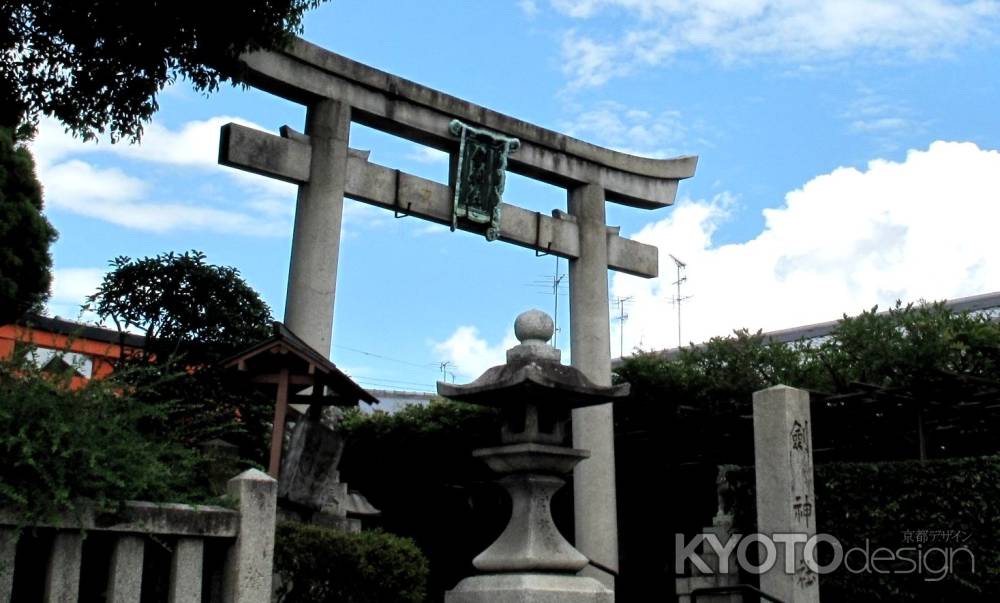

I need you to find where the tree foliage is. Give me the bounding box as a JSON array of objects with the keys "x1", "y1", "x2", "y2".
[
  {"x1": 724, "y1": 456, "x2": 1000, "y2": 602},
  {"x1": 0, "y1": 125, "x2": 57, "y2": 324},
  {"x1": 0, "y1": 349, "x2": 204, "y2": 523},
  {"x1": 615, "y1": 300, "x2": 1000, "y2": 463},
  {"x1": 86, "y1": 250, "x2": 272, "y2": 364},
  {"x1": 1, "y1": 0, "x2": 324, "y2": 139},
  {"x1": 86, "y1": 250, "x2": 275, "y2": 462},
  {"x1": 618, "y1": 328, "x2": 822, "y2": 419},
  {"x1": 814, "y1": 302, "x2": 1000, "y2": 392},
  {"x1": 618, "y1": 300, "x2": 1000, "y2": 412}
]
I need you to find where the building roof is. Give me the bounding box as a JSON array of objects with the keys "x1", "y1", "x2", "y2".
[
  {"x1": 220, "y1": 321, "x2": 378, "y2": 406},
  {"x1": 11, "y1": 314, "x2": 147, "y2": 348}
]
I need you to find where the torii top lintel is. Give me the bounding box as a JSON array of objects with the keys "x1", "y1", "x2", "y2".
[{"x1": 236, "y1": 37, "x2": 697, "y2": 209}]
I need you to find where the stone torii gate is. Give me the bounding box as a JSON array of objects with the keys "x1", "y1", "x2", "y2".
[{"x1": 218, "y1": 37, "x2": 696, "y2": 589}]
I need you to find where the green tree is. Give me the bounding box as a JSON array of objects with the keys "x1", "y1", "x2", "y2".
[
  {"x1": 87, "y1": 251, "x2": 275, "y2": 460},
  {"x1": 87, "y1": 250, "x2": 272, "y2": 363},
  {"x1": 815, "y1": 301, "x2": 1000, "y2": 392},
  {"x1": 0, "y1": 125, "x2": 57, "y2": 323},
  {"x1": 2, "y1": 0, "x2": 324, "y2": 140},
  {"x1": 0, "y1": 1, "x2": 324, "y2": 323},
  {"x1": 615, "y1": 300, "x2": 1000, "y2": 462}
]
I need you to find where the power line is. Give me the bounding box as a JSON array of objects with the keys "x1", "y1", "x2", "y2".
[
  {"x1": 353, "y1": 379, "x2": 436, "y2": 394},
  {"x1": 334, "y1": 344, "x2": 439, "y2": 370},
  {"x1": 346, "y1": 371, "x2": 440, "y2": 387}
]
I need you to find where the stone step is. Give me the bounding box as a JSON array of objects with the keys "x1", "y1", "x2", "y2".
[{"x1": 678, "y1": 594, "x2": 741, "y2": 603}]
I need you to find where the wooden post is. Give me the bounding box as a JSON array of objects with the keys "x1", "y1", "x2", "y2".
[{"x1": 268, "y1": 368, "x2": 291, "y2": 477}]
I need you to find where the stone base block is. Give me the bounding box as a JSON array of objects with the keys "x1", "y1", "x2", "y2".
[
  {"x1": 676, "y1": 573, "x2": 739, "y2": 593},
  {"x1": 445, "y1": 573, "x2": 613, "y2": 603}
]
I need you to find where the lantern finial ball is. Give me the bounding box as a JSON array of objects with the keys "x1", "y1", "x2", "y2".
[{"x1": 514, "y1": 309, "x2": 554, "y2": 344}]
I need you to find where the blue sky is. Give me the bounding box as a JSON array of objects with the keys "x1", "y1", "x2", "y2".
[{"x1": 32, "y1": 0, "x2": 1000, "y2": 395}]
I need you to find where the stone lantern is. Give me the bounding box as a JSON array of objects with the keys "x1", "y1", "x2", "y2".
[{"x1": 437, "y1": 309, "x2": 629, "y2": 603}]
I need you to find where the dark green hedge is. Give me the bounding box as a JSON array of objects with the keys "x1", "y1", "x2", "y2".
[
  {"x1": 274, "y1": 522, "x2": 429, "y2": 603},
  {"x1": 337, "y1": 400, "x2": 510, "y2": 600},
  {"x1": 725, "y1": 456, "x2": 1000, "y2": 602}
]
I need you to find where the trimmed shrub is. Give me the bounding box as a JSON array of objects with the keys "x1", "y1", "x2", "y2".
[
  {"x1": 337, "y1": 400, "x2": 508, "y2": 600},
  {"x1": 274, "y1": 522, "x2": 429, "y2": 603},
  {"x1": 724, "y1": 456, "x2": 1000, "y2": 602}
]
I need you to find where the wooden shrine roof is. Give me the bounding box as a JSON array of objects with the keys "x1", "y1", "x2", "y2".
[{"x1": 220, "y1": 322, "x2": 377, "y2": 406}]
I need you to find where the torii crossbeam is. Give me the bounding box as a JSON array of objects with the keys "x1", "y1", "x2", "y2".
[{"x1": 218, "y1": 37, "x2": 697, "y2": 590}]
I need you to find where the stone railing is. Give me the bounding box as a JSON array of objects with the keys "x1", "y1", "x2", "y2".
[{"x1": 0, "y1": 469, "x2": 276, "y2": 603}]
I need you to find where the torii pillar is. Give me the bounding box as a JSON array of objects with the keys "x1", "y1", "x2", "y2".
[
  {"x1": 569, "y1": 182, "x2": 618, "y2": 586},
  {"x1": 283, "y1": 99, "x2": 350, "y2": 355}
]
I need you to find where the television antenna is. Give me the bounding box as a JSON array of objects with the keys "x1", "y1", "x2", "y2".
[{"x1": 668, "y1": 254, "x2": 692, "y2": 348}]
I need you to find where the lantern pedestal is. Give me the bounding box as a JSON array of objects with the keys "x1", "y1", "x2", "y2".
[{"x1": 446, "y1": 573, "x2": 613, "y2": 603}]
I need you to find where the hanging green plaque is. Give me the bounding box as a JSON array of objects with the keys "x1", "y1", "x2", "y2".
[{"x1": 449, "y1": 119, "x2": 520, "y2": 241}]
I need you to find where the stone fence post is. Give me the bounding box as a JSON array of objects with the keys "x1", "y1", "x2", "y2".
[
  {"x1": 224, "y1": 469, "x2": 278, "y2": 603},
  {"x1": 753, "y1": 385, "x2": 820, "y2": 603},
  {"x1": 0, "y1": 529, "x2": 16, "y2": 602},
  {"x1": 1, "y1": 470, "x2": 276, "y2": 603}
]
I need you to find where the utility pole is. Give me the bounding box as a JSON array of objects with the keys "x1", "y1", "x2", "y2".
[
  {"x1": 669, "y1": 254, "x2": 691, "y2": 348},
  {"x1": 552, "y1": 257, "x2": 565, "y2": 348},
  {"x1": 614, "y1": 296, "x2": 633, "y2": 358},
  {"x1": 439, "y1": 361, "x2": 451, "y2": 382}
]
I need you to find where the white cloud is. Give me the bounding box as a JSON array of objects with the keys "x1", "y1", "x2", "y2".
[
  {"x1": 553, "y1": 0, "x2": 1000, "y2": 87},
  {"x1": 342, "y1": 199, "x2": 398, "y2": 234},
  {"x1": 519, "y1": 0, "x2": 540, "y2": 17},
  {"x1": 431, "y1": 326, "x2": 518, "y2": 380},
  {"x1": 33, "y1": 115, "x2": 254, "y2": 169},
  {"x1": 29, "y1": 116, "x2": 295, "y2": 235},
  {"x1": 33, "y1": 115, "x2": 296, "y2": 196},
  {"x1": 840, "y1": 87, "x2": 924, "y2": 150},
  {"x1": 850, "y1": 117, "x2": 910, "y2": 133},
  {"x1": 612, "y1": 140, "x2": 1000, "y2": 355},
  {"x1": 43, "y1": 160, "x2": 149, "y2": 205},
  {"x1": 561, "y1": 100, "x2": 689, "y2": 157},
  {"x1": 411, "y1": 222, "x2": 450, "y2": 237},
  {"x1": 405, "y1": 145, "x2": 449, "y2": 164},
  {"x1": 38, "y1": 159, "x2": 286, "y2": 235},
  {"x1": 46, "y1": 267, "x2": 107, "y2": 320},
  {"x1": 561, "y1": 30, "x2": 629, "y2": 89},
  {"x1": 49, "y1": 267, "x2": 105, "y2": 305}
]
